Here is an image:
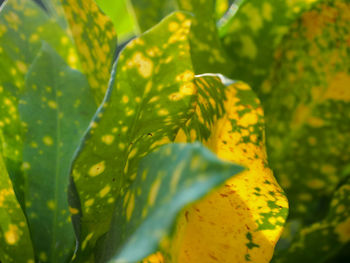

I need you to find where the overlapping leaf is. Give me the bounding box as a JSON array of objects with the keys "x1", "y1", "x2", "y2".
[
  {"x1": 69, "y1": 12, "x2": 197, "y2": 261},
  {"x1": 262, "y1": 0, "x2": 350, "y2": 221},
  {"x1": 60, "y1": 0, "x2": 118, "y2": 103},
  {"x1": 0, "y1": 153, "x2": 34, "y2": 263},
  {"x1": 95, "y1": 143, "x2": 243, "y2": 263},
  {"x1": 170, "y1": 75, "x2": 288, "y2": 263},
  {"x1": 19, "y1": 43, "x2": 96, "y2": 263},
  {"x1": 219, "y1": 0, "x2": 321, "y2": 94},
  {"x1": 273, "y1": 176, "x2": 350, "y2": 263},
  {"x1": 0, "y1": 0, "x2": 78, "y2": 205}
]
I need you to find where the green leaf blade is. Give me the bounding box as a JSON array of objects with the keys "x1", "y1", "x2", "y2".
[{"x1": 19, "y1": 43, "x2": 96, "y2": 263}]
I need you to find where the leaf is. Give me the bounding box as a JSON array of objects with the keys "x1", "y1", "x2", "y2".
[
  {"x1": 176, "y1": 0, "x2": 233, "y2": 75},
  {"x1": 96, "y1": 143, "x2": 244, "y2": 263},
  {"x1": 219, "y1": 0, "x2": 321, "y2": 95},
  {"x1": 129, "y1": 0, "x2": 177, "y2": 33},
  {"x1": 0, "y1": 0, "x2": 78, "y2": 206},
  {"x1": 60, "y1": 0, "x2": 118, "y2": 104},
  {"x1": 95, "y1": 0, "x2": 135, "y2": 41},
  {"x1": 272, "y1": 177, "x2": 350, "y2": 263},
  {"x1": 0, "y1": 153, "x2": 34, "y2": 263},
  {"x1": 69, "y1": 12, "x2": 196, "y2": 261},
  {"x1": 262, "y1": 0, "x2": 350, "y2": 220},
  {"x1": 19, "y1": 43, "x2": 96, "y2": 263},
  {"x1": 171, "y1": 75, "x2": 288, "y2": 263}
]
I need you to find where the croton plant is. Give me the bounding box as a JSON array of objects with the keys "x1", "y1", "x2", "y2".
[{"x1": 0, "y1": 0, "x2": 349, "y2": 262}]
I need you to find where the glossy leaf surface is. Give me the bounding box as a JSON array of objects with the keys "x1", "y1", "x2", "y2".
[
  {"x1": 0, "y1": 153, "x2": 34, "y2": 263},
  {"x1": 60, "y1": 0, "x2": 117, "y2": 103},
  {"x1": 20, "y1": 43, "x2": 96, "y2": 263},
  {"x1": 70, "y1": 12, "x2": 196, "y2": 261},
  {"x1": 96, "y1": 143, "x2": 243, "y2": 263}
]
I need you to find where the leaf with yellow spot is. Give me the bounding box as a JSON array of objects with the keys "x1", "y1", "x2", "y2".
[
  {"x1": 95, "y1": 143, "x2": 243, "y2": 263},
  {"x1": 176, "y1": 0, "x2": 233, "y2": 75},
  {"x1": 272, "y1": 176, "x2": 350, "y2": 263},
  {"x1": 19, "y1": 43, "x2": 96, "y2": 263},
  {"x1": 219, "y1": 0, "x2": 321, "y2": 96},
  {"x1": 0, "y1": 153, "x2": 34, "y2": 263},
  {"x1": 263, "y1": 0, "x2": 350, "y2": 222},
  {"x1": 60, "y1": 0, "x2": 118, "y2": 103},
  {"x1": 0, "y1": 0, "x2": 79, "y2": 206},
  {"x1": 69, "y1": 12, "x2": 198, "y2": 261},
  {"x1": 168, "y1": 74, "x2": 288, "y2": 263}
]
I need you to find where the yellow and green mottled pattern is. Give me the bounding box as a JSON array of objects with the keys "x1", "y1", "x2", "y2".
[
  {"x1": 130, "y1": 0, "x2": 177, "y2": 33},
  {"x1": 167, "y1": 76, "x2": 288, "y2": 263},
  {"x1": 69, "y1": 12, "x2": 198, "y2": 261},
  {"x1": 61, "y1": 0, "x2": 117, "y2": 104},
  {"x1": 273, "y1": 177, "x2": 350, "y2": 263},
  {"x1": 95, "y1": 143, "x2": 243, "y2": 263},
  {"x1": 220, "y1": 0, "x2": 321, "y2": 94},
  {"x1": 177, "y1": 0, "x2": 233, "y2": 76},
  {"x1": 263, "y1": 0, "x2": 350, "y2": 221},
  {"x1": 0, "y1": 154, "x2": 34, "y2": 263},
  {"x1": 0, "y1": 0, "x2": 78, "y2": 205},
  {"x1": 19, "y1": 44, "x2": 96, "y2": 263}
]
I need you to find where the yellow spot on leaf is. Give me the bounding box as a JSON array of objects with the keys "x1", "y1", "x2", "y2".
[
  {"x1": 101, "y1": 134, "x2": 114, "y2": 145},
  {"x1": 88, "y1": 161, "x2": 105, "y2": 177},
  {"x1": 85, "y1": 198, "x2": 94, "y2": 207},
  {"x1": 99, "y1": 185, "x2": 111, "y2": 198},
  {"x1": 47, "y1": 200, "x2": 56, "y2": 210},
  {"x1": 5, "y1": 224, "x2": 19, "y2": 245},
  {"x1": 48, "y1": 100, "x2": 57, "y2": 109},
  {"x1": 43, "y1": 136, "x2": 53, "y2": 146},
  {"x1": 69, "y1": 207, "x2": 79, "y2": 215}
]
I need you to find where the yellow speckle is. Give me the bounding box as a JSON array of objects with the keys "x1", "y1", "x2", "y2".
[
  {"x1": 48, "y1": 100, "x2": 57, "y2": 109},
  {"x1": 5, "y1": 224, "x2": 19, "y2": 245},
  {"x1": 88, "y1": 161, "x2": 105, "y2": 177},
  {"x1": 122, "y1": 95, "x2": 129, "y2": 103},
  {"x1": 168, "y1": 22, "x2": 179, "y2": 32},
  {"x1": 176, "y1": 70, "x2": 194, "y2": 82},
  {"x1": 126, "y1": 194, "x2": 135, "y2": 221},
  {"x1": 16, "y1": 61, "x2": 27, "y2": 74},
  {"x1": 180, "y1": 82, "x2": 196, "y2": 95},
  {"x1": 43, "y1": 136, "x2": 53, "y2": 146},
  {"x1": 99, "y1": 185, "x2": 111, "y2": 198},
  {"x1": 101, "y1": 134, "x2": 114, "y2": 145},
  {"x1": 307, "y1": 179, "x2": 325, "y2": 189},
  {"x1": 128, "y1": 52, "x2": 153, "y2": 78},
  {"x1": 47, "y1": 200, "x2": 56, "y2": 210},
  {"x1": 81, "y1": 232, "x2": 94, "y2": 250},
  {"x1": 149, "y1": 177, "x2": 161, "y2": 206},
  {"x1": 321, "y1": 164, "x2": 336, "y2": 174},
  {"x1": 69, "y1": 207, "x2": 79, "y2": 215},
  {"x1": 158, "y1": 109, "x2": 169, "y2": 116},
  {"x1": 240, "y1": 35, "x2": 257, "y2": 59},
  {"x1": 335, "y1": 217, "x2": 350, "y2": 242},
  {"x1": 61, "y1": 36, "x2": 69, "y2": 45},
  {"x1": 85, "y1": 198, "x2": 94, "y2": 207},
  {"x1": 262, "y1": 2, "x2": 273, "y2": 21},
  {"x1": 21, "y1": 162, "x2": 31, "y2": 171},
  {"x1": 39, "y1": 252, "x2": 47, "y2": 262}
]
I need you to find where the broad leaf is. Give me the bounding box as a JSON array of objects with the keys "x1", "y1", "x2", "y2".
[
  {"x1": 96, "y1": 143, "x2": 244, "y2": 263},
  {"x1": 170, "y1": 75, "x2": 288, "y2": 262},
  {"x1": 69, "y1": 12, "x2": 196, "y2": 261},
  {"x1": 262, "y1": 0, "x2": 350, "y2": 220},
  {"x1": 273, "y1": 176, "x2": 350, "y2": 263},
  {"x1": 60, "y1": 0, "x2": 118, "y2": 104},
  {"x1": 0, "y1": 153, "x2": 34, "y2": 263},
  {"x1": 19, "y1": 43, "x2": 96, "y2": 263},
  {"x1": 0, "y1": 0, "x2": 78, "y2": 206},
  {"x1": 220, "y1": 0, "x2": 321, "y2": 94}
]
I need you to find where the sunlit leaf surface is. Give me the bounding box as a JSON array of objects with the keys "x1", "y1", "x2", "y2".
[{"x1": 19, "y1": 43, "x2": 96, "y2": 263}]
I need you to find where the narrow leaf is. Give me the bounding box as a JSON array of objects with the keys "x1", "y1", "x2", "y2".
[{"x1": 19, "y1": 43, "x2": 96, "y2": 263}]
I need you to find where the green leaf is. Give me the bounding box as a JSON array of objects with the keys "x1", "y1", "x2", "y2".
[
  {"x1": 19, "y1": 43, "x2": 96, "y2": 263},
  {"x1": 130, "y1": 0, "x2": 177, "y2": 33},
  {"x1": 176, "y1": 0, "x2": 233, "y2": 75},
  {"x1": 96, "y1": 142, "x2": 244, "y2": 263},
  {"x1": 262, "y1": 0, "x2": 350, "y2": 220},
  {"x1": 220, "y1": 0, "x2": 321, "y2": 95},
  {"x1": 0, "y1": 153, "x2": 34, "y2": 263},
  {"x1": 60, "y1": 0, "x2": 118, "y2": 104},
  {"x1": 69, "y1": 11, "x2": 196, "y2": 261},
  {"x1": 272, "y1": 177, "x2": 350, "y2": 263},
  {"x1": 95, "y1": 0, "x2": 136, "y2": 41},
  {"x1": 0, "y1": 0, "x2": 78, "y2": 207}
]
